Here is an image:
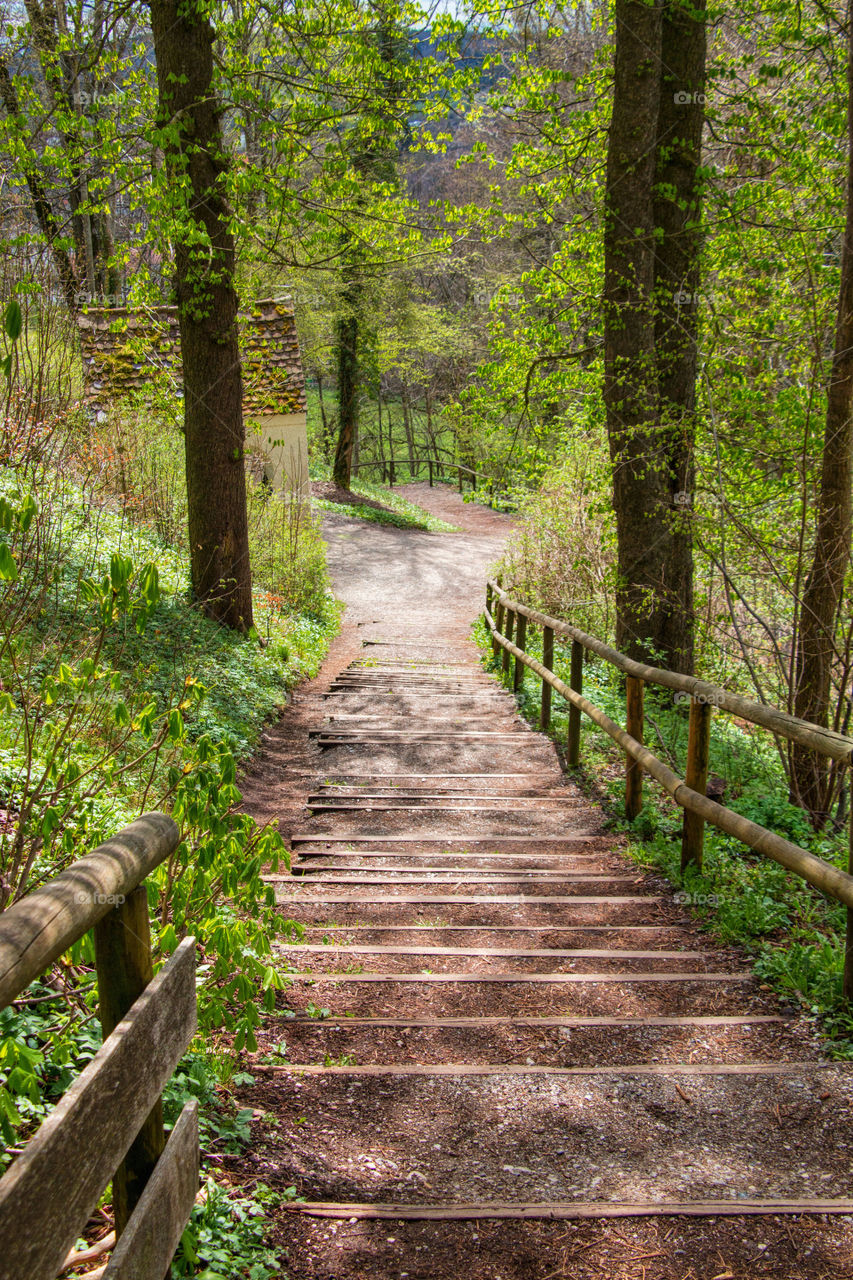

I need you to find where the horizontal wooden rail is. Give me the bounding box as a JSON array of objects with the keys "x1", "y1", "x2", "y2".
[
  {"x1": 484, "y1": 589, "x2": 853, "y2": 999},
  {"x1": 487, "y1": 582, "x2": 853, "y2": 763},
  {"x1": 0, "y1": 812, "x2": 178, "y2": 1009},
  {"x1": 0, "y1": 814, "x2": 197, "y2": 1280}
]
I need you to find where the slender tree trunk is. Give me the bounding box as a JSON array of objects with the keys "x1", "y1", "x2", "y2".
[
  {"x1": 652, "y1": 0, "x2": 706, "y2": 675},
  {"x1": 0, "y1": 58, "x2": 80, "y2": 314},
  {"x1": 377, "y1": 389, "x2": 386, "y2": 481},
  {"x1": 791, "y1": 4, "x2": 853, "y2": 825},
  {"x1": 401, "y1": 382, "x2": 415, "y2": 471},
  {"x1": 149, "y1": 0, "x2": 253, "y2": 631},
  {"x1": 331, "y1": 3, "x2": 402, "y2": 490},
  {"x1": 333, "y1": 272, "x2": 360, "y2": 488},
  {"x1": 603, "y1": 0, "x2": 669, "y2": 664},
  {"x1": 316, "y1": 370, "x2": 334, "y2": 462}
]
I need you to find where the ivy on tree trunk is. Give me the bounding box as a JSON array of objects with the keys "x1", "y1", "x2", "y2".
[{"x1": 603, "y1": 0, "x2": 705, "y2": 674}]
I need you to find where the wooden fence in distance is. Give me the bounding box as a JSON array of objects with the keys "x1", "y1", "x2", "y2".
[
  {"x1": 486, "y1": 580, "x2": 853, "y2": 999},
  {"x1": 0, "y1": 812, "x2": 197, "y2": 1280},
  {"x1": 351, "y1": 457, "x2": 479, "y2": 492}
]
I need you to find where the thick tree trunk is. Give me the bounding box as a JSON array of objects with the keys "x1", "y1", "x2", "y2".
[
  {"x1": 149, "y1": 0, "x2": 254, "y2": 632},
  {"x1": 603, "y1": 0, "x2": 669, "y2": 665},
  {"x1": 652, "y1": 0, "x2": 706, "y2": 675},
  {"x1": 790, "y1": 7, "x2": 853, "y2": 825}
]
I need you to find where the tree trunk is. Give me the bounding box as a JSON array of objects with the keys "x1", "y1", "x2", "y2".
[
  {"x1": 790, "y1": 6, "x2": 853, "y2": 825},
  {"x1": 149, "y1": 0, "x2": 254, "y2": 632},
  {"x1": 401, "y1": 382, "x2": 416, "y2": 473},
  {"x1": 333, "y1": 273, "x2": 360, "y2": 489},
  {"x1": 316, "y1": 370, "x2": 334, "y2": 462},
  {"x1": 652, "y1": 0, "x2": 706, "y2": 675},
  {"x1": 603, "y1": 0, "x2": 669, "y2": 665},
  {"x1": 331, "y1": 4, "x2": 401, "y2": 490},
  {"x1": 0, "y1": 57, "x2": 80, "y2": 314}
]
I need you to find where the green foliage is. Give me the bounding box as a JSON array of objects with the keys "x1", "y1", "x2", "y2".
[
  {"x1": 173, "y1": 1178, "x2": 282, "y2": 1280},
  {"x1": 494, "y1": 438, "x2": 615, "y2": 638}
]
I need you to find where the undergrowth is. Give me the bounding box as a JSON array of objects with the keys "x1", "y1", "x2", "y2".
[
  {"x1": 0, "y1": 374, "x2": 340, "y2": 1272},
  {"x1": 474, "y1": 617, "x2": 853, "y2": 1058}
]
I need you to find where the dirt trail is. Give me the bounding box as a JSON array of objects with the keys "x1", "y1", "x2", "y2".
[{"x1": 236, "y1": 486, "x2": 853, "y2": 1280}]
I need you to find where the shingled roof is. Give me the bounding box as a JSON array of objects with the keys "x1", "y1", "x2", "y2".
[{"x1": 77, "y1": 299, "x2": 307, "y2": 418}]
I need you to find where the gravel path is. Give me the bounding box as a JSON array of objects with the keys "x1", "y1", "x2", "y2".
[
  {"x1": 235, "y1": 485, "x2": 853, "y2": 1280},
  {"x1": 319, "y1": 482, "x2": 511, "y2": 633}
]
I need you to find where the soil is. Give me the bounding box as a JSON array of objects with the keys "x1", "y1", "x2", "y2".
[{"x1": 233, "y1": 483, "x2": 853, "y2": 1280}]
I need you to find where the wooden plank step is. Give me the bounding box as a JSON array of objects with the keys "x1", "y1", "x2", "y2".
[
  {"x1": 268, "y1": 1014, "x2": 786, "y2": 1027},
  {"x1": 292, "y1": 862, "x2": 616, "y2": 871},
  {"x1": 292, "y1": 774, "x2": 562, "y2": 781},
  {"x1": 308, "y1": 790, "x2": 566, "y2": 798},
  {"x1": 279, "y1": 870, "x2": 637, "y2": 880},
  {"x1": 308, "y1": 737, "x2": 535, "y2": 747},
  {"x1": 273, "y1": 894, "x2": 663, "y2": 905},
  {"x1": 309, "y1": 790, "x2": 565, "y2": 798},
  {"x1": 290, "y1": 1199, "x2": 853, "y2": 1221},
  {"x1": 291, "y1": 834, "x2": 601, "y2": 844},
  {"x1": 256, "y1": 1062, "x2": 823, "y2": 1077},
  {"x1": 306, "y1": 803, "x2": 578, "y2": 813},
  {"x1": 282, "y1": 971, "x2": 748, "y2": 984},
  {"x1": 296, "y1": 924, "x2": 681, "y2": 933},
  {"x1": 317, "y1": 722, "x2": 510, "y2": 729},
  {"x1": 277, "y1": 944, "x2": 710, "y2": 959},
  {"x1": 293, "y1": 852, "x2": 608, "y2": 862}
]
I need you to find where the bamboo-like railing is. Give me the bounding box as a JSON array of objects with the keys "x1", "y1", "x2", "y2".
[
  {"x1": 0, "y1": 813, "x2": 197, "y2": 1280},
  {"x1": 485, "y1": 580, "x2": 853, "y2": 999}
]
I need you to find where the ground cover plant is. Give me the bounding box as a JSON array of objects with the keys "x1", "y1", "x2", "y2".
[{"x1": 0, "y1": 330, "x2": 338, "y2": 1271}]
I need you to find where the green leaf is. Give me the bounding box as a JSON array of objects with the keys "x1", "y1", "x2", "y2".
[
  {"x1": 4, "y1": 300, "x2": 22, "y2": 341},
  {"x1": 0, "y1": 543, "x2": 18, "y2": 582}
]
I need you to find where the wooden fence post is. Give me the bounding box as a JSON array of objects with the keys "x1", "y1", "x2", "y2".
[
  {"x1": 513, "y1": 613, "x2": 527, "y2": 691},
  {"x1": 681, "y1": 696, "x2": 713, "y2": 872},
  {"x1": 625, "y1": 676, "x2": 644, "y2": 819},
  {"x1": 458, "y1": 465, "x2": 463, "y2": 493},
  {"x1": 502, "y1": 609, "x2": 514, "y2": 675},
  {"x1": 94, "y1": 885, "x2": 165, "y2": 1236},
  {"x1": 540, "y1": 625, "x2": 553, "y2": 731},
  {"x1": 567, "y1": 639, "x2": 583, "y2": 768},
  {"x1": 428, "y1": 459, "x2": 433, "y2": 487},
  {"x1": 492, "y1": 599, "x2": 504, "y2": 658}
]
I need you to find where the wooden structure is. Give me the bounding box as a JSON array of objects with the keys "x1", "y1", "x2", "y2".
[
  {"x1": 0, "y1": 813, "x2": 197, "y2": 1280},
  {"x1": 486, "y1": 580, "x2": 853, "y2": 998},
  {"x1": 77, "y1": 299, "x2": 309, "y2": 493}
]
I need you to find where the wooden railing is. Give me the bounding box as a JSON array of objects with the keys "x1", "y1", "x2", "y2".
[
  {"x1": 351, "y1": 456, "x2": 479, "y2": 492},
  {"x1": 485, "y1": 580, "x2": 853, "y2": 998},
  {"x1": 0, "y1": 813, "x2": 197, "y2": 1280}
]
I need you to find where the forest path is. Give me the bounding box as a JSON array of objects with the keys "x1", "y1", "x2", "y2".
[{"x1": 236, "y1": 485, "x2": 853, "y2": 1280}]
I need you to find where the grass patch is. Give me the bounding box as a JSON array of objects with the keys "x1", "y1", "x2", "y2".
[{"x1": 311, "y1": 470, "x2": 458, "y2": 532}]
